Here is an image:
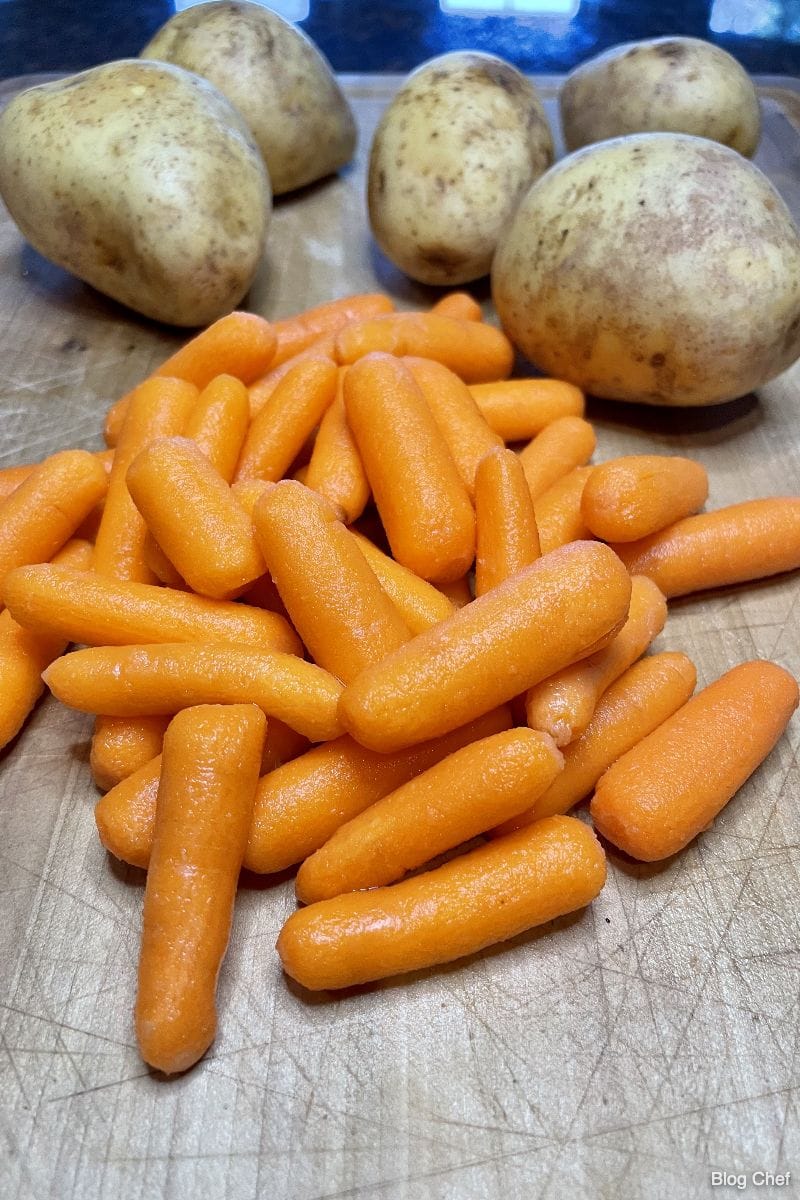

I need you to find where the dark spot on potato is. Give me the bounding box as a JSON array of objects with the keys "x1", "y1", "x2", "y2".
[
  {"x1": 560, "y1": 229, "x2": 569, "y2": 243},
  {"x1": 60, "y1": 337, "x2": 86, "y2": 352},
  {"x1": 650, "y1": 352, "x2": 666, "y2": 367},
  {"x1": 653, "y1": 40, "x2": 687, "y2": 61},
  {"x1": 377, "y1": 169, "x2": 386, "y2": 195},
  {"x1": 417, "y1": 244, "x2": 468, "y2": 273}
]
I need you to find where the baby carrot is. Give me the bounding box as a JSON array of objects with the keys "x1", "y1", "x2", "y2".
[
  {"x1": 247, "y1": 335, "x2": 337, "y2": 420},
  {"x1": 518, "y1": 416, "x2": 596, "y2": 501},
  {"x1": 350, "y1": 531, "x2": 455, "y2": 634},
  {"x1": 430, "y1": 292, "x2": 482, "y2": 322},
  {"x1": 94, "y1": 377, "x2": 198, "y2": 583},
  {"x1": 94, "y1": 707, "x2": 512, "y2": 872},
  {"x1": 0, "y1": 463, "x2": 36, "y2": 500},
  {"x1": 127, "y1": 437, "x2": 265, "y2": 600},
  {"x1": 474, "y1": 447, "x2": 540, "y2": 596},
  {"x1": 534, "y1": 467, "x2": 594, "y2": 555},
  {"x1": 136, "y1": 703, "x2": 265, "y2": 1073},
  {"x1": 90, "y1": 715, "x2": 169, "y2": 793},
  {"x1": 277, "y1": 815, "x2": 606, "y2": 991},
  {"x1": 591, "y1": 660, "x2": 799, "y2": 862},
  {"x1": 0, "y1": 450, "x2": 108, "y2": 593},
  {"x1": 305, "y1": 368, "x2": 370, "y2": 524},
  {"x1": 343, "y1": 354, "x2": 475, "y2": 583},
  {"x1": 235, "y1": 359, "x2": 338, "y2": 483},
  {"x1": 183, "y1": 374, "x2": 250, "y2": 483},
  {"x1": 296, "y1": 728, "x2": 563, "y2": 903},
  {"x1": 613, "y1": 499, "x2": 800, "y2": 598},
  {"x1": 468, "y1": 379, "x2": 585, "y2": 442},
  {"x1": 44, "y1": 643, "x2": 344, "y2": 742},
  {"x1": 525, "y1": 575, "x2": 667, "y2": 746},
  {"x1": 4, "y1": 565, "x2": 300, "y2": 652},
  {"x1": 494, "y1": 651, "x2": 697, "y2": 834},
  {"x1": 252, "y1": 481, "x2": 410, "y2": 681},
  {"x1": 436, "y1": 576, "x2": 473, "y2": 607},
  {"x1": 336, "y1": 313, "x2": 514, "y2": 383},
  {"x1": 405, "y1": 357, "x2": 503, "y2": 495},
  {"x1": 339, "y1": 540, "x2": 632, "y2": 752},
  {"x1": 270, "y1": 294, "x2": 395, "y2": 366},
  {"x1": 582, "y1": 455, "x2": 709, "y2": 543}
]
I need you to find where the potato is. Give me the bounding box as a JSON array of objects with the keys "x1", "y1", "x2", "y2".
[
  {"x1": 561, "y1": 37, "x2": 761, "y2": 158},
  {"x1": 492, "y1": 134, "x2": 800, "y2": 406},
  {"x1": 142, "y1": 1, "x2": 356, "y2": 195},
  {"x1": 368, "y1": 51, "x2": 554, "y2": 286},
  {"x1": 0, "y1": 60, "x2": 271, "y2": 327}
]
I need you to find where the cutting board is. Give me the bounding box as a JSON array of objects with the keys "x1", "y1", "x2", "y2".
[{"x1": 1, "y1": 75, "x2": 799, "y2": 1200}]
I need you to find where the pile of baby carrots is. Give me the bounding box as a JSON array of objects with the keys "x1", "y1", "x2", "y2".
[{"x1": 1, "y1": 289, "x2": 799, "y2": 1075}]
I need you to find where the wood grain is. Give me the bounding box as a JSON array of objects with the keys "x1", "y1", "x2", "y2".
[{"x1": 1, "y1": 77, "x2": 799, "y2": 1200}]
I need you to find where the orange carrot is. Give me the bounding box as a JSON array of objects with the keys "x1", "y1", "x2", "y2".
[
  {"x1": 90, "y1": 715, "x2": 170, "y2": 793},
  {"x1": 94, "y1": 707, "x2": 512, "y2": 872},
  {"x1": 94, "y1": 377, "x2": 198, "y2": 583},
  {"x1": 4, "y1": 564, "x2": 300, "y2": 652},
  {"x1": 127, "y1": 437, "x2": 265, "y2": 600},
  {"x1": 493, "y1": 651, "x2": 697, "y2": 834},
  {"x1": 350, "y1": 531, "x2": 455, "y2": 634},
  {"x1": 468, "y1": 380, "x2": 585, "y2": 442},
  {"x1": 0, "y1": 450, "x2": 108, "y2": 594},
  {"x1": 296, "y1": 728, "x2": 563, "y2": 902},
  {"x1": 260, "y1": 719, "x2": 309, "y2": 776},
  {"x1": 534, "y1": 466, "x2": 594, "y2": 555},
  {"x1": 183, "y1": 374, "x2": 251, "y2": 483},
  {"x1": 343, "y1": 354, "x2": 476, "y2": 583},
  {"x1": 44, "y1": 643, "x2": 344, "y2": 742},
  {"x1": 277, "y1": 815, "x2": 606, "y2": 990},
  {"x1": 305, "y1": 368, "x2": 370, "y2": 524},
  {"x1": 518, "y1": 416, "x2": 596, "y2": 501},
  {"x1": 0, "y1": 448, "x2": 113, "y2": 502},
  {"x1": 430, "y1": 292, "x2": 483, "y2": 322},
  {"x1": 136, "y1": 703, "x2": 265, "y2": 1073},
  {"x1": 143, "y1": 536, "x2": 187, "y2": 589},
  {"x1": 613, "y1": 499, "x2": 800, "y2": 598},
  {"x1": 474, "y1": 447, "x2": 540, "y2": 596},
  {"x1": 247, "y1": 335, "x2": 337, "y2": 420},
  {"x1": 336, "y1": 313, "x2": 514, "y2": 383},
  {"x1": 235, "y1": 359, "x2": 338, "y2": 483},
  {"x1": 339, "y1": 541, "x2": 632, "y2": 752},
  {"x1": 270, "y1": 294, "x2": 395, "y2": 367},
  {"x1": 436, "y1": 576, "x2": 473, "y2": 607},
  {"x1": 252, "y1": 481, "x2": 410, "y2": 681},
  {"x1": 591, "y1": 660, "x2": 799, "y2": 861},
  {"x1": 581, "y1": 454, "x2": 709, "y2": 543},
  {"x1": 525, "y1": 575, "x2": 667, "y2": 746}
]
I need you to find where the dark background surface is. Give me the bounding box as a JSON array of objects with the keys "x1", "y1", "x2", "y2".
[{"x1": 1, "y1": 0, "x2": 799, "y2": 80}]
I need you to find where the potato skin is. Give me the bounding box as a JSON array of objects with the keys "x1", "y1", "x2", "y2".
[
  {"x1": 561, "y1": 37, "x2": 761, "y2": 158},
  {"x1": 368, "y1": 51, "x2": 554, "y2": 286},
  {"x1": 492, "y1": 133, "x2": 800, "y2": 407},
  {"x1": 142, "y1": 0, "x2": 356, "y2": 195},
  {"x1": 0, "y1": 60, "x2": 271, "y2": 327}
]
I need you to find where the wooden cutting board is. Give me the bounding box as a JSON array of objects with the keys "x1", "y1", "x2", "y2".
[{"x1": 1, "y1": 75, "x2": 799, "y2": 1200}]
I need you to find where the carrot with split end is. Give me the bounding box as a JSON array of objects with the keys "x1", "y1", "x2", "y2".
[
  {"x1": 235, "y1": 359, "x2": 338, "y2": 483},
  {"x1": 525, "y1": 575, "x2": 667, "y2": 747},
  {"x1": 474, "y1": 447, "x2": 540, "y2": 596},
  {"x1": 4, "y1": 565, "x2": 300, "y2": 653},
  {"x1": 613, "y1": 499, "x2": 800, "y2": 598},
  {"x1": 247, "y1": 335, "x2": 337, "y2": 420},
  {"x1": 336, "y1": 313, "x2": 514, "y2": 383},
  {"x1": 94, "y1": 707, "x2": 511, "y2": 872},
  {"x1": 493, "y1": 651, "x2": 697, "y2": 835},
  {"x1": 91, "y1": 715, "x2": 170, "y2": 793},
  {"x1": 136, "y1": 703, "x2": 264, "y2": 1074},
  {"x1": 534, "y1": 467, "x2": 594, "y2": 555},
  {"x1": 518, "y1": 416, "x2": 596, "y2": 501},
  {"x1": 469, "y1": 379, "x2": 585, "y2": 442},
  {"x1": 591, "y1": 660, "x2": 799, "y2": 862},
  {"x1": 350, "y1": 531, "x2": 454, "y2": 634},
  {"x1": 305, "y1": 368, "x2": 370, "y2": 524},
  {"x1": 430, "y1": 292, "x2": 482, "y2": 322},
  {"x1": 94, "y1": 377, "x2": 198, "y2": 582},
  {"x1": 270, "y1": 293, "x2": 395, "y2": 367},
  {"x1": 183, "y1": 374, "x2": 250, "y2": 483},
  {"x1": 127, "y1": 438, "x2": 265, "y2": 600},
  {"x1": 44, "y1": 643, "x2": 344, "y2": 742},
  {"x1": 104, "y1": 312, "x2": 276, "y2": 446},
  {"x1": 296, "y1": 728, "x2": 563, "y2": 903},
  {"x1": 581, "y1": 455, "x2": 709, "y2": 543},
  {"x1": 405, "y1": 357, "x2": 503, "y2": 496},
  {"x1": 0, "y1": 450, "x2": 108, "y2": 593},
  {"x1": 278, "y1": 815, "x2": 606, "y2": 991},
  {"x1": 343, "y1": 354, "x2": 475, "y2": 583},
  {"x1": 339, "y1": 541, "x2": 632, "y2": 753},
  {"x1": 252, "y1": 481, "x2": 410, "y2": 681}
]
